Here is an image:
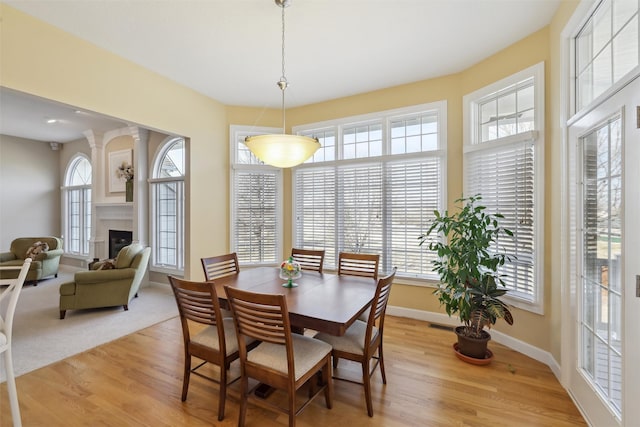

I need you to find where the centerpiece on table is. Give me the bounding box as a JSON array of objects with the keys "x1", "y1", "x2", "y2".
[{"x1": 279, "y1": 256, "x2": 302, "y2": 288}]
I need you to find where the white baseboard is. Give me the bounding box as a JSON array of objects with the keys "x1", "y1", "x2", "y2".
[{"x1": 387, "y1": 305, "x2": 562, "y2": 380}]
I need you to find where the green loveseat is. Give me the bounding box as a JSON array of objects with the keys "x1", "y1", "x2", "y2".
[
  {"x1": 0, "y1": 237, "x2": 64, "y2": 284},
  {"x1": 59, "y1": 243, "x2": 151, "y2": 319}
]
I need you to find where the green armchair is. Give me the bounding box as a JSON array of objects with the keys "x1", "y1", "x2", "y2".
[
  {"x1": 0, "y1": 237, "x2": 63, "y2": 284},
  {"x1": 59, "y1": 243, "x2": 151, "y2": 319}
]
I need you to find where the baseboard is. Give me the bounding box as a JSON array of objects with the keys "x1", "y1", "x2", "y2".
[{"x1": 387, "y1": 305, "x2": 562, "y2": 380}]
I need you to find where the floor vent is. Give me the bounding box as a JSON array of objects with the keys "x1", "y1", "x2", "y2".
[{"x1": 428, "y1": 323, "x2": 454, "y2": 331}]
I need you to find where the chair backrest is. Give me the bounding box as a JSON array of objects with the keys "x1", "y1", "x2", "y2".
[
  {"x1": 365, "y1": 267, "x2": 397, "y2": 341},
  {"x1": 338, "y1": 252, "x2": 380, "y2": 279},
  {"x1": 10, "y1": 237, "x2": 62, "y2": 260},
  {"x1": 225, "y1": 286, "x2": 293, "y2": 369},
  {"x1": 168, "y1": 276, "x2": 225, "y2": 348},
  {"x1": 201, "y1": 253, "x2": 240, "y2": 281},
  {"x1": 0, "y1": 258, "x2": 32, "y2": 345},
  {"x1": 291, "y1": 248, "x2": 325, "y2": 272}
]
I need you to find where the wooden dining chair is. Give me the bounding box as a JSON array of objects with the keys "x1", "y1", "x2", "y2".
[
  {"x1": 225, "y1": 286, "x2": 334, "y2": 427},
  {"x1": 291, "y1": 248, "x2": 325, "y2": 272},
  {"x1": 0, "y1": 257, "x2": 32, "y2": 427},
  {"x1": 314, "y1": 267, "x2": 396, "y2": 417},
  {"x1": 168, "y1": 276, "x2": 255, "y2": 421},
  {"x1": 201, "y1": 252, "x2": 240, "y2": 317},
  {"x1": 338, "y1": 252, "x2": 380, "y2": 279},
  {"x1": 201, "y1": 252, "x2": 240, "y2": 280}
]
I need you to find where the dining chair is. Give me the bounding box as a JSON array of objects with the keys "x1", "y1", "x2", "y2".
[
  {"x1": 338, "y1": 252, "x2": 380, "y2": 279},
  {"x1": 291, "y1": 248, "x2": 325, "y2": 272},
  {"x1": 168, "y1": 276, "x2": 255, "y2": 421},
  {"x1": 225, "y1": 286, "x2": 333, "y2": 427},
  {"x1": 314, "y1": 267, "x2": 396, "y2": 417},
  {"x1": 201, "y1": 252, "x2": 240, "y2": 280},
  {"x1": 0, "y1": 257, "x2": 32, "y2": 427},
  {"x1": 201, "y1": 252, "x2": 240, "y2": 317},
  {"x1": 338, "y1": 252, "x2": 380, "y2": 321}
]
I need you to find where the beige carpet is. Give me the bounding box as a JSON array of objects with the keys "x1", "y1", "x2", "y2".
[{"x1": 1, "y1": 265, "x2": 178, "y2": 382}]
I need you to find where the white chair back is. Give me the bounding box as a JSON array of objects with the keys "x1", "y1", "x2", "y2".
[{"x1": 0, "y1": 257, "x2": 31, "y2": 427}]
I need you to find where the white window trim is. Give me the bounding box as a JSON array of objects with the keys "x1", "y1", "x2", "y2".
[
  {"x1": 230, "y1": 125, "x2": 283, "y2": 266},
  {"x1": 463, "y1": 61, "x2": 545, "y2": 315},
  {"x1": 62, "y1": 154, "x2": 92, "y2": 257},
  {"x1": 148, "y1": 137, "x2": 186, "y2": 274}
]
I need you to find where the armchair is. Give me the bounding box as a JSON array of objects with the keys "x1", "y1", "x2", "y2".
[
  {"x1": 0, "y1": 237, "x2": 63, "y2": 284},
  {"x1": 59, "y1": 243, "x2": 150, "y2": 319}
]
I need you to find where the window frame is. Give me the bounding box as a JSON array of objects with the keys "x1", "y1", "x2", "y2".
[
  {"x1": 230, "y1": 125, "x2": 283, "y2": 266},
  {"x1": 463, "y1": 61, "x2": 545, "y2": 314},
  {"x1": 62, "y1": 154, "x2": 92, "y2": 258},
  {"x1": 292, "y1": 101, "x2": 447, "y2": 282},
  {"x1": 149, "y1": 137, "x2": 186, "y2": 274}
]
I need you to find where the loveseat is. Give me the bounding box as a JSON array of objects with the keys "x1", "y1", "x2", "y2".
[
  {"x1": 0, "y1": 237, "x2": 64, "y2": 284},
  {"x1": 59, "y1": 242, "x2": 151, "y2": 319}
]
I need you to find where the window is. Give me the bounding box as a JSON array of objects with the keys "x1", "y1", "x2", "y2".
[
  {"x1": 63, "y1": 155, "x2": 92, "y2": 256},
  {"x1": 150, "y1": 138, "x2": 185, "y2": 272},
  {"x1": 230, "y1": 126, "x2": 282, "y2": 265},
  {"x1": 293, "y1": 102, "x2": 447, "y2": 278},
  {"x1": 576, "y1": 0, "x2": 639, "y2": 110},
  {"x1": 463, "y1": 62, "x2": 544, "y2": 313}
]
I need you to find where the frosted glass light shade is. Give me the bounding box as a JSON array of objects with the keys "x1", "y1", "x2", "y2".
[{"x1": 244, "y1": 134, "x2": 320, "y2": 168}]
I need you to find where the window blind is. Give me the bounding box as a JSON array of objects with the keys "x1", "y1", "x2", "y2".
[
  {"x1": 466, "y1": 140, "x2": 536, "y2": 298},
  {"x1": 234, "y1": 170, "x2": 278, "y2": 264}
]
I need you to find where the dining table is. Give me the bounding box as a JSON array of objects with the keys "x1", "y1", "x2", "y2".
[{"x1": 213, "y1": 266, "x2": 378, "y2": 337}]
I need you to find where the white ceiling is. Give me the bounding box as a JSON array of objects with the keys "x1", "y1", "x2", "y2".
[{"x1": 0, "y1": 0, "x2": 561, "y2": 143}]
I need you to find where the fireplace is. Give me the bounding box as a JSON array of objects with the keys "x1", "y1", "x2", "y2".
[{"x1": 108, "y1": 229, "x2": 133, "y2": 259}]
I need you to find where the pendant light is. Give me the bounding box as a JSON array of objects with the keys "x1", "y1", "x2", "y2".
[{"x1": 244, "y1": 0, "x2": 320, "y2": 168}]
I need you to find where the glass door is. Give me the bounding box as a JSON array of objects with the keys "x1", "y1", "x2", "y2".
[{"x1": 567, "y1": 75, "x2": 640, "y2": 426}]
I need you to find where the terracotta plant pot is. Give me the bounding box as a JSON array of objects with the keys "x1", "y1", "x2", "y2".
[{"x1": 454, "y1": 325, "x2": 492, "y2": 361}]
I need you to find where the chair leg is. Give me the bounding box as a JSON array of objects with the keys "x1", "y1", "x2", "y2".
[
  {"x1": 181, "y1": 353, "x2": 191, "y2": 401},
  {"x1": 288, "y1": 384, "x2": 296, "y2": 427},
  {"x1": 123, "y1": 305, "x2": 129, "y2": 311},
  {"x1": 4, "y1": 349, "x2": 23, "y2": 427},
  {"x1": 218, "y1": 363, "x2": 227, "y2": 421},
  {"x1": 59, "y1": 310, "x2": 66, "y2": 319},
  {"x1": 362, "y1": 359, "x2": 373, "y2": 417},
  {"x1": 323, "y1": 360, "x2": 333, "y2": 409},
  {"x1": 378, "y1": 343, "x2": 387, "y2": 384},
  {"x1": 238, "y1": 375, "x2": 249, "y2": 427}
]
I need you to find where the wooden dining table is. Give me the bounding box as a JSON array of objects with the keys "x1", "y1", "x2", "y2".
[{"x1": 213, "y1": 266, "x2": 377, "y2": 336}]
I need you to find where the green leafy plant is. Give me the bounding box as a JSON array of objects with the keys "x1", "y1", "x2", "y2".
[{"x1": 419, "y1": 195, "x2": 514, "y2": 339}]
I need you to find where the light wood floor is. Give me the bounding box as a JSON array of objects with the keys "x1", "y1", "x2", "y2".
[{"x1": 1, "y1": 316, "x2": 586, "y2": 427}]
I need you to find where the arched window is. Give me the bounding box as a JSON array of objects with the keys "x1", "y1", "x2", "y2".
[
  {"x1": 150, "y1": 137, "x2": 185, "y2": 271},
  {"x1": 63, "y1": 155, "x2": 92, "y2": 256}
]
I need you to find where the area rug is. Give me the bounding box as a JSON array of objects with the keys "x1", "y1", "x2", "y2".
[{"x1": 2, "y1": 265, "x2": 178, "y2": 381}]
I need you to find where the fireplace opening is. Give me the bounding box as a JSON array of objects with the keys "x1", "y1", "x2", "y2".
[{"x1": 109, "y1": 230, "x2": 133, "y2": 259}]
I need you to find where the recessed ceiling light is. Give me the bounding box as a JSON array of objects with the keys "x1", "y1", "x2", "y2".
[{"x1": 46, "y1": 118, "x2": 58, "y2": 124}]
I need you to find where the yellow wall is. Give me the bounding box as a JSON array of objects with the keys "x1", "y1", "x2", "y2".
[
  {"x1": 0, "y1": 4, "x2": 229, "y2": 278},
  {"x1": 1, "y1": 1, "x2": 582, "y2": 360}
]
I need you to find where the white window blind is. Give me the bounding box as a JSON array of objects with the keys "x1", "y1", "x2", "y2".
[
  {"x1": 386, "y1": 158, "x2": 442, "y2": 277},
  {"x1": 234, "y1": 171, "x2": 278, "y2": 264},
  {"x1": 295, "y1": 167, "x2": 337, "y2": 263},
  {"x1": 466, "y1": 140, "x2": 536, "y2": 297}
]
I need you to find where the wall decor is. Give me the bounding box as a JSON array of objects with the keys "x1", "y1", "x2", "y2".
[{"x1": 109, "y1": 149, "x2": 132, "y2": 193}]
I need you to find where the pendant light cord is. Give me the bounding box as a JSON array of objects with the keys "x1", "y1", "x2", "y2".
[{"x1": 279, "y1": 3, "x2": 288, "y2": 133}]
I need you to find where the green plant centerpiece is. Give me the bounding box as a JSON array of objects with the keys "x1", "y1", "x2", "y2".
[{"x1": 418, "y1": 195, "x2": 514, "y2": 363}]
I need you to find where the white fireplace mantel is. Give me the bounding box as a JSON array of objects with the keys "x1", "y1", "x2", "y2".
[{"x1": 93, "y1": 203, "x2": 134, "y2": 259}]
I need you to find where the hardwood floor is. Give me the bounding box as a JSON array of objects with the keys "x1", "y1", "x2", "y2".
[{"x1": 2, "y1": 316, "x2": 586, "y2": 426}]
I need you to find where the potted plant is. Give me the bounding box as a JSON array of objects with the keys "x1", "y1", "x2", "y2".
[{"x1": 418, "y1": 195, "x2": 514, "y2": 363}]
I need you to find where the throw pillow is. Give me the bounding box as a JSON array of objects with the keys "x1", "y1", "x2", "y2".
[
  {"x1": 97, "y1": 259, "x2": 116, "y2": 270},
  {"x1": 25, "y1": 241, "x2": 50, "y2": 259}
]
